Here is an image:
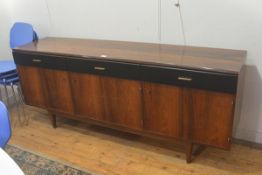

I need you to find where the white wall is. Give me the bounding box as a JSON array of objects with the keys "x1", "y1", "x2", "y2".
[
  {"x1": 1, "y1": 0, "x2": 262, "y2": 143},
  {"x1": 47, "y1": 0, "x2": 160, "y2": 43},
  {"x1": 0, "y1": 1, "x2": 12, "y2": 59},
  {"x1": 0, "y1": 0, "x2": 50, "y2": 58},
  {"x1": 6, "y1": 0, "x2": 50, "y2": 39},
  {"x1": 179, "y1": 0, "x2": 262, "y2": 144}
]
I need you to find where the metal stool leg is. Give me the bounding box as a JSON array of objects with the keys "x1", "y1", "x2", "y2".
[
  {"x1": 4, "y1": 84, "x2": 10, "y2": 108},
  {"x1": 16, "y1": 84, "x2": 27, "y2": 125},
  {"x1": 11, "y1": 83, "x2": 23, "y2": 126}
]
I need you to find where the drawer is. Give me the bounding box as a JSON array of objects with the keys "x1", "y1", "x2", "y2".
[
  {"x1": 67, "y1": 58, "x2": 140, "y2": 80},
  {"x1": 140, "y1": 65, "x2": 238, "y2": 93},
  {"x1": 13, "y1": 52, "x2": 67, "y2": 70}
]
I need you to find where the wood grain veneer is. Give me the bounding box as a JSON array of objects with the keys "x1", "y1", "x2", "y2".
[
  {"x1": 13, "y1": 37, "x2": 246, "y2": 163},
  {"x1": 14, "y1": 37, "x2": 246, "y2": 74}
]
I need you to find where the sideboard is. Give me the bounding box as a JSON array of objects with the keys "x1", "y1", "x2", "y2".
[{"x1": 12, "y1": 37, "x2": 246, "y2": 163}]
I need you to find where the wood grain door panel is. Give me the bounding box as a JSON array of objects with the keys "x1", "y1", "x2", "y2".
[
  {"x1": 17, "y1": 66, "x2": 47, "y2": 108},
  {"x1": 42, "y1": 69, "x2": 74, "y2": 114},
  {"x1": 70, "y1": 73, "x2": 106, "y2": 121},
  {"x1": 188, "y1": 89, "x2": 235, "y2": 149},
  {"x1": 142, "y1": 82, "x2": 183, "y2": 138},
  {"x1": 102, "y1": 76, "x2": 143, "y2": 130}
]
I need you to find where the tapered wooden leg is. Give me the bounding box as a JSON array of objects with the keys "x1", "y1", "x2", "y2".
[
  {"x1": 50, "y1": 114, "x2": 57, "y2": 128},
  {"x1": 185, "y1": 142, "x2": 193, "y2": 163}
]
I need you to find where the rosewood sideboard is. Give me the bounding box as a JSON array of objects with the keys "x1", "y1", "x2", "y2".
[{"x1": 12, "y1": 37, "x2": 246, "y2": 163}]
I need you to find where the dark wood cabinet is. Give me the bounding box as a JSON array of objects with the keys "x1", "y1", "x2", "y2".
[
  {"x1": 70, "y1": 73, "x2": 143, "y2": 130},
  {"x1": 188, "y1": 89, "x2": 235, "y2": 149},
  {"x1": 70, "y1": 72, "x2": 106, "y2": 121},
  {"x1": 18, "y1": 66, "x2": 74, "y2": 114},
  {"x1": 13, "y1": 37, "x2": 246, "y2": 163},
  {"x1": 42, "y1": 69, "x2": 74, "y2": 114},
  {"x1": 142, "y1": 82, "x2": 183, "y2": 138},
  {"x1": 17, "y1": 66, "x2": 47, "y2": 108},
  {"x1": 103, "y1": 76, "x2": 143, "y2": 130}
]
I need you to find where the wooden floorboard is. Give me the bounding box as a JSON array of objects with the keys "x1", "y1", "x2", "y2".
[{"x1": 8, "y1": 106, "x2": 262, "y2": 175}]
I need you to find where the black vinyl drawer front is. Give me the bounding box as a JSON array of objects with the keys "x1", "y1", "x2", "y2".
[
  {"x1": 13, "y1": 52, "x2": 238, "y2": 93},
  {"x1": 13, "y1": 52, "x2": 67, "y2": 70},
  {"x1": 67, "y1": 58, "x2": 140, "y2": 80},
  {"x1": 140, "y1": 65, "x2": 238, "y2": 93}
]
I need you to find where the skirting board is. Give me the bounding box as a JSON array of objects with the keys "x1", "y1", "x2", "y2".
[
  {"x1": 233, "y1": 137, "x2": 262, "y2": 150},
  {"x1": 234, "y1": 128, "x2": 262, "y2": 146}
]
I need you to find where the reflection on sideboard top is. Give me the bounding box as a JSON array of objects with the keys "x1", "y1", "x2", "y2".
[{"x1": 13, "y1": 37, "x2": 247, "y2": 74}]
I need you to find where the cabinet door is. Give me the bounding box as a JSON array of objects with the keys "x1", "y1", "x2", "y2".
[
  {"x1": 17, "y1": 66, "x2": 47, "y2": 108},
  {"x1": 188, "y1": 89, "x2": 235, "y2": 149},
  {"x1": 42, "y1": 69, "x2": 74, "y2": 114},
  {"x1": 103, "y1": 76, "x2": 143, "y2": 130},
  {"x1": 70, "y1": 73, "x2": 106, "y2": 121},
  {"x1": 142, "y1": 82, "x2": 183, "y2": 138}
]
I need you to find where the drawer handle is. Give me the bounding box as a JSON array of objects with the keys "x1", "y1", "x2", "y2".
[
  {"x1": 178, "y1": 76, "x2": 192, "y2": 82},
  {"x1": 94, "y1": 67, "x2": 106, "y2": 71},
  {"x1": 32, "y1": 59, "x2": 42, "y2": 63}
]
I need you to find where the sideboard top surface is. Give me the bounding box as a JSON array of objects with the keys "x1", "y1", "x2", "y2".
[{"x1": 13, "y1": 37, "x2": 246, "y2": 74}]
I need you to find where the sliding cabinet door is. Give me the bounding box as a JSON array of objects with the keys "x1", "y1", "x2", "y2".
[
  {"x1": 70, "y1": 73, "x2": 106, "y2": 121},
  {"x1": 103, "y1": 76, "x2": 143, "y2": 131},
  {"x1": 187, "y1": 89, "x2": 235, "y2": 149},
  {"x1": 142, "y1": 82, "x2": 183, "y2": 138},
  {"x1": 42, "y1": 69, "x2": 74, "y2": 114},
  {"x1": 17, "y1": 66, "x2": 47, "y2": 108}
]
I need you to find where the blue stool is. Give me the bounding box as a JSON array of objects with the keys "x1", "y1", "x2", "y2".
[
  {"x1": 0, "y1": 61, "x2": 17, "y2": 106},
  {"x1": 0, "y1": 22, "x2": 37, "y2": 125},
  {"x1": 0, "y1": 60, "x2": 16, "y2": 74}
]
